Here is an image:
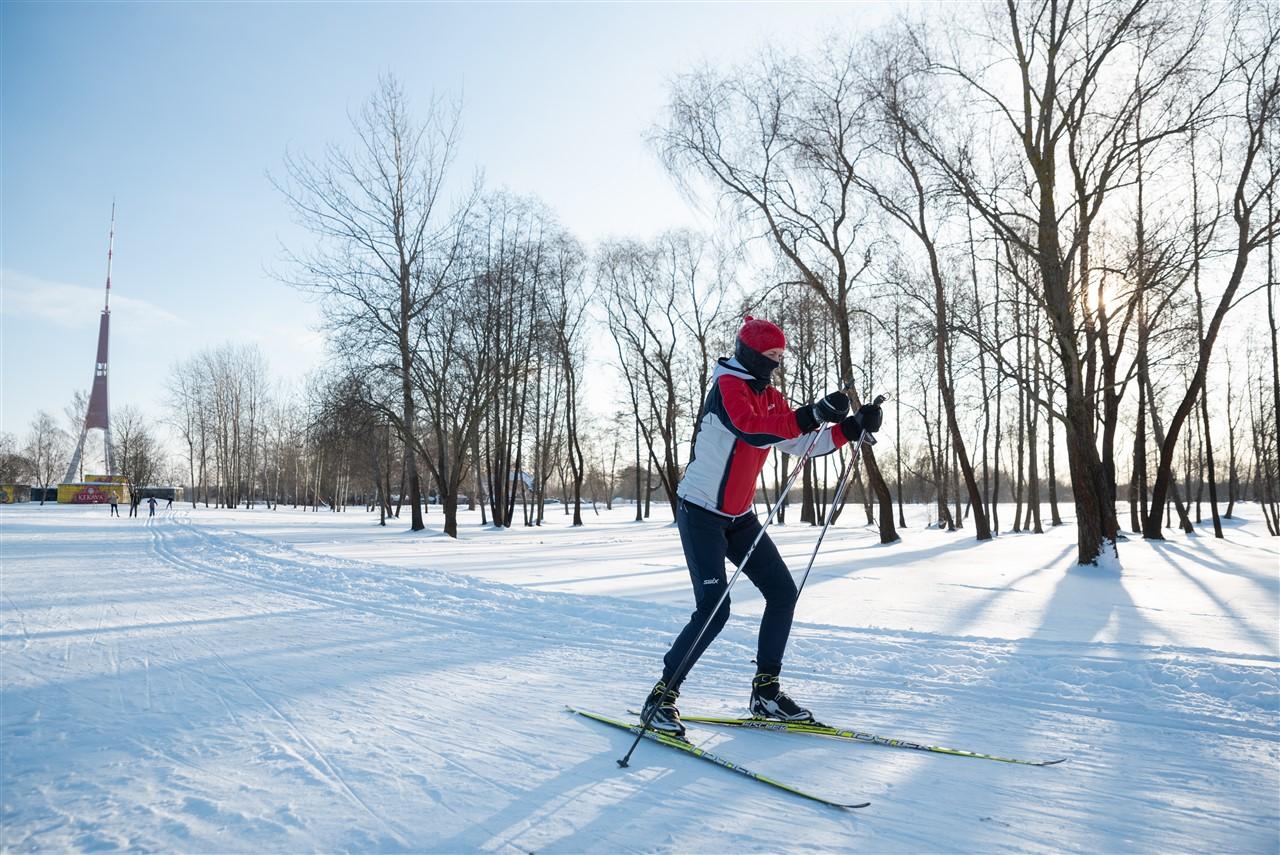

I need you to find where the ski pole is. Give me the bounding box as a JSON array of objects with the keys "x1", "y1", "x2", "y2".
[
  {"x1": 795, "y1": 394, "x2": 887, "y2": 598},
  {"x1": 618, "y1": 426, "x2": 827, "y2": 768}
]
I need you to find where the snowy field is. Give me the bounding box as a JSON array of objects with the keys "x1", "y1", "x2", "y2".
[{"x1": 2, "y1": 499, "x2": 1277, "y2": 853}]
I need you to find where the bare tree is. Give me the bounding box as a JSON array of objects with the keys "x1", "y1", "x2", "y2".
[
  {"x1": 1246, "y1": 335, "x2": 1279, "y2": 533},
  {"x1": 277, "y1": 75, "x2": 464, "y2": 532},
  {"x1": 24, "y1": 412, "x2": 68, "y2": 504},
  {"x1": 1144, "y1": 12, "x2": 1280, "y2": 538},
  {"x1": 112, "y1": 405, "x2": 163, "y2": 504},
  {"x1": 855, "y1": 44, "x2": 992, "y2": 540},
  {"x1": 166, "y1": 358, "x2": 206, "y2": 508},
  {"x1": 542, "y1": 231, "x2": 594, "y2": 525},
  {"x1": 890, "y1": 0, "x2": 1216, "y2": 564},
  {"x1": 475, "y1": 196, "x2": 542, "y2": 529},
  {"x1": 893, "y1": 306, "x2": 908, "y2": 527},
  {"x1": 601, "y1": 239, "x2": 687, "y2": 519},
  {"x1": 0, "y1": 433, "x2": 31, "y2": 486},
  {"x1": 662, "y1": 230, "x2": 733, "y2": 456},
  {"x1": 398, "y1": 197, "x2": 547, "y2": 538}
]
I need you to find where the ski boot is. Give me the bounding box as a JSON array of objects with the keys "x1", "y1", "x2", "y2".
[
  {"x1": 640, "y1": 680, "x2": 686, "y2": 738},
  {"x1": 749, "y1": 671, "x2": 816, "y2": 723}
]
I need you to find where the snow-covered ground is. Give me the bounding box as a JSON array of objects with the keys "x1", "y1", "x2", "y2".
[{"x1": 2, "y1": 500, "x2": 1277, "y2": 853}]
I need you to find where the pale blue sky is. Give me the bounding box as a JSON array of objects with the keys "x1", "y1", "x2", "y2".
[{"x1": 1, "y1": 1, "x2": 894, "y2": 443}]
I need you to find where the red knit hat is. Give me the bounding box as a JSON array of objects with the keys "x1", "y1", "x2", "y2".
[{"x1": 738, "y1": 316, "x2": 787, "y2": 353}]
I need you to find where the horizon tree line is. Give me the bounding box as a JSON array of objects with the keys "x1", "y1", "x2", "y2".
[{"x1": 7, "y1": 1, "x2": 1277, "y2": 557}]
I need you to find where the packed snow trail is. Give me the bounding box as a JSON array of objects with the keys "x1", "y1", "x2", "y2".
[{"x1": 2, "y1": 505, "x2": 1276, "y2": 852}]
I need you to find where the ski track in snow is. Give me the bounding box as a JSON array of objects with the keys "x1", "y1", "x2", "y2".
[{"x1": 1, "y1": 504, "x2": 1277, "y2": 853}]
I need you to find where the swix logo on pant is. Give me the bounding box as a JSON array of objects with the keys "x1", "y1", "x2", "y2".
[{"x1": 703, "y1": 579, "x2": 719, "y2": 585}]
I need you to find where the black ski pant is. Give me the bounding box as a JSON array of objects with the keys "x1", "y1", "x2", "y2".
[{"x1": 661, "y1": 499, "x2": 797, "y2": 688}]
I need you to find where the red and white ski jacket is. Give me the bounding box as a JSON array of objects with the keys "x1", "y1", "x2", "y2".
[{"x1": 677, "y1": 358, "x2": 850, "y2": 517}]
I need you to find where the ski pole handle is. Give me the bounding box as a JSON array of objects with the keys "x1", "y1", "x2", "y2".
[{"x1": 856, "y1": 395, "x2": 887, "y2": 445}]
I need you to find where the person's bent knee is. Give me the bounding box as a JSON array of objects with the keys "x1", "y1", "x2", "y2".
[
  {"x1": 710, "y1": 599, "x2": 732, "y2": 630},
  {"x1": 761, "y1": 577, "x2": 798, "y2": 609},
  {"x1": 696, "y1": 596, "x2": 732, "y2": 627}
]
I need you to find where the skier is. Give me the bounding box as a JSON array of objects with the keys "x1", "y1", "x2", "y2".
[
  {"x1": 109, "y1": 494, "x2": 120, "y2": 517},
  {"x1": 147, "y1": 496, "x2": 157, "y2": 517},
  {"x1": 640, "y1": 316, "x2": 882, "y2": 736}
]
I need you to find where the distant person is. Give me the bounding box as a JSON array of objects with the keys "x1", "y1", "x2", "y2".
[
  {"x1": 166, "y1": 495, "x2": 173, "y2": 509},
  {"x1": 129, "y1": 493, "x2": 140, "y2": 518},
  {"x1": 147, "y1": 496, "x2": 157, "y2": 517},
  {"x1": 109, "y1": 495, "x2": 120, "y2": 517}
]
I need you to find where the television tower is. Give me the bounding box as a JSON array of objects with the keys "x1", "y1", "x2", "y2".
[{"x1": 65, "y1": 204, "x2": 117, "y2": 481}]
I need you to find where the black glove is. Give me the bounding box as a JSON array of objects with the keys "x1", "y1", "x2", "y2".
[
  {"x1": 796, "y1": 391, "x2": 850, "y2": 432},
  {"x1": 839, "y1": 403, "x2": 884, "y2": 441}
]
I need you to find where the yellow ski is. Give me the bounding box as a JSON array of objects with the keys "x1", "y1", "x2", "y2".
[
  {"x1": 568, "y1": 707, "x2": 870, "y2": 809},
  {"x1": 678, "y1": 713, "x2": 1067, "y2": 767}
]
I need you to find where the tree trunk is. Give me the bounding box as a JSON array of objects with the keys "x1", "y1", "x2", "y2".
[
  {"x1": 991, "y1": 258, "x2": 1003, "y2": 534},
  {"x1": 834, "y1": 314, "x2": 898, "y2": 543},
  {"x1": 969, "y1": 212, "x2": 992, "y2": 527},
  {"x1": 1143, "y1": 372, "x2": 1195, "y2": 533},
  {"x1": 1225, "y1": 361, "x2": 1239, "y2": 519},
  {"x1": 801, "y1": 460, "x2": 816, "y2": 525},
  {"x1": 1143, "y1": 247, "x2": 1252, "y2": 538},
  {"x1": 907, "y1": 152, "x2": 990, "y2": 540},
  {"x1": 1013, "y1": 288, "x2": 1025, "y2": 533},
  {"x1": 894, "y1": 308, "x2": 907, "y2": 529},
  {"x1": 924, "y1": 383, "x2": 950, "y2": 529},
  {"x1": 442, "y1": 481, "x2": 460, "y2": 538},
  {"x1": 1028, "y1": 306, "x2": 1043, "y2": 534},
  {"x1": 633, "y1": 420, "x2": 643, "y2": 522},
  {"x1": 1046, "y1": 382, "x2": 1062, "y2": 526},
  {"x1": 1200, "y1": 386, "x2": 1223, "y2": 538},
  {"x1": 565, "y1": 353, "x2": 586, "y2": 526}
]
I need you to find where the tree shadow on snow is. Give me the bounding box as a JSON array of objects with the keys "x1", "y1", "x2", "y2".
[{"x1": 1147, "y1": 541, "x2": 1278, "y2": 655}]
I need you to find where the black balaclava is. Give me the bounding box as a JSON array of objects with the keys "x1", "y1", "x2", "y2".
[{"x1": 734, "y1": 340, "x2": 780, "y2": 393}]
